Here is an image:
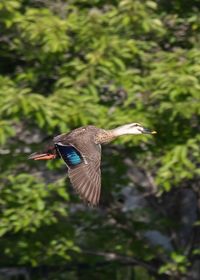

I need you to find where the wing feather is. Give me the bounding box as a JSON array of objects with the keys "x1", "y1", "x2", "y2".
[
  {"x1": 54, "y1": 131, "x2": 102, "y2": 206},
  {"x1": 68, "y1": 160, "x2": 101, "y2": 206}
]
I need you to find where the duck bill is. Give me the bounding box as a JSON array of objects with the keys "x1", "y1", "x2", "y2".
[
  {"x1": 28, "y1": 153, "x2": 56, "y2": 160},
  {"x1": 142, "y1": 128, "x2": 157, "y2": 134}
]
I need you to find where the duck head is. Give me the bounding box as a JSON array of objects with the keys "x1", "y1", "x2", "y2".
[{"x1": 113, "y1": 123, "x2": 157, "y2": 136}]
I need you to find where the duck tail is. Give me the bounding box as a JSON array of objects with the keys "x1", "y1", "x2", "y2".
[{"x1": 28, "y1": 147, "x2": 57, "y2": 161}]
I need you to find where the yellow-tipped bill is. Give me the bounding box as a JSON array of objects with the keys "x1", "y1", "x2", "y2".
[{"x1": 142, "y1": 127, "x2": 157, "y2": 134}]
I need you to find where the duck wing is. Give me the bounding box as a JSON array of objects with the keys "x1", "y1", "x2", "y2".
[{"x1": 55, "y1": 141, "x2": 101, "y2": 206}]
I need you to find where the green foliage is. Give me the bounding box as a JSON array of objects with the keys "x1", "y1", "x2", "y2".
[
  {"x1": 0, "y1": 0, "x2": 199, "y2": 279},
  {"x1": 159, "y1": 252, "x2": 190, "y2": 276}
]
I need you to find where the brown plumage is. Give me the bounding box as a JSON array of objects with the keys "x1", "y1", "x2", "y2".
[
  {"x1": 29, "y1": 124, "x2": 156, "y2": 206},
  {"x1": 54, "y1": 126, "x2": 102, "y2": 205}
]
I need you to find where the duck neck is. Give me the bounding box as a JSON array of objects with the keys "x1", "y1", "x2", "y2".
[
  {"x1": 111, "y1": 125, "x2": 130, "y2": 136},
  {"x1": 94, "y1": 130, "x2": 115, "y2": 144},
  {"x1": 95, "y1": 126, "x2": 128, "y2": 144}
]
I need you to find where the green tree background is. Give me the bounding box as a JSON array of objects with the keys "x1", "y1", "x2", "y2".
[{"x1": 0, "y1": 0, "x2": 200, "y2": 279}]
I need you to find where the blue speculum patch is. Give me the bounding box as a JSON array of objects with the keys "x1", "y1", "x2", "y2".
[{"x1": 56, "y1": 144, "x2": 82, "y2": 167}]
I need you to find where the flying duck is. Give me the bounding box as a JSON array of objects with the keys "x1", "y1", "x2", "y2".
[{"x1": 29, "y1": 123, "x2": 156, "y2": 206}]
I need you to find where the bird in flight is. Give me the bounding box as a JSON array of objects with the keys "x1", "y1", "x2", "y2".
[{"x1": 29, "y1": 123, "x2": 156, "y2": 206}]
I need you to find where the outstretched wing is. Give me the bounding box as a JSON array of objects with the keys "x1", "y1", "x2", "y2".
[
  {"x1": 68, "y1": 157, "x2": 101, "y2": 206},
  {"x1": 55, "y1": 143, "x2": 101, "y2": 206}
]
